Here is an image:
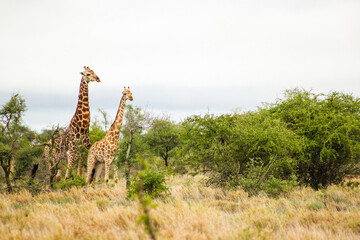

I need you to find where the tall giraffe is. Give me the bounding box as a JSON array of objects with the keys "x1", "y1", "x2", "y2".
[
  {"x1": 42, "y1": 66, "x2": 100, "y2": 180},
  {"x1": 86, "y1": 87, "x2": 133, "y2": 183}
]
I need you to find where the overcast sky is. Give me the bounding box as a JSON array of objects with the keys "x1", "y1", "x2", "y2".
[{"x1": 1, "y1": 0, "x2": 360, "y2": 131}]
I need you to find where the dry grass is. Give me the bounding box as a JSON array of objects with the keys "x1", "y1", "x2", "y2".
[{"x1": 1, "y1": 175, "x2": 360, "y2": 240}]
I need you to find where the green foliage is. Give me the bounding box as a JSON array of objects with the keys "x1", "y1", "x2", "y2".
[
  {"x1": 53, "y1": 175, "x2": 86, "y2": 190},
  {"x1": 180, "y1": 113, "x2": 236, "y2": 173},
  {"x1": 37, "y1": 129, "x2": 55, "y2": 143},
  {"x1": 26, "y1": 179, "x2": 45, "y2": 196},
  {"x1": 14, "y1": 146, "x2": 43, "y2": 179},
  {"x1": 0, "y1": 93, "x2": 28, "y2": 193},
  {"x1": 260, "y1": 175, "x2": 299, "y2": 198},
  {"x1": 0, "y1": 142, "x2": 12, "y2": 170},
  {"x1": 2, "y1": 88, "x2": 360, "y2": 196},
  {"x1": 128, "y1": 168, "x2": 169, "y2": 198},
  {"x1": 131, "y1": 158, "x2": 158, "y2": 240},
  {"x1": 0, "y1": 142, "x2": 12, "y2": 158},
  {"x1": 144, "y1": 118, "x2": 180, "y2": 167},
  {"x1": 74, "y1": 137, "x2": 90, "y2": 168},
  {"x1": 179, "y1": 89, "x2": 360, "y2": 192},
  {"x1": 0, "y1": 93, "x2": 27, "y2": 126},
  {"x1": 267, "y1": 89, "x2": 360, "y2": 189},
  {"x1": 236, "y1": 156, "x2": 298, "y2": 197},
  {"x1": 115, "y1": 105, "x2": 153, "y2": 188},
  {"x1": 89, "y1": 118, "x2": 106, "y2": 144},
  {"x1": 179, "y1": 89, "x2": 360, "y2": 193},
  {"x1": 127, "y1": 158, "x2": 169, "y2": 199},
  {"x1": 343, "y1": 181, "x2": 360, "y2": 189},
  {"x1": 117, "y1": 135, "x2": 149, "y2": 166},
  {"x1": 180, "y1": 112, "x2": 303, "y2": 194},
  {"x1": 122, "y1": 105, "x2": 153, "y2": 137},
  {"x1": 116, "y1": 105, "x2": 152, "y2": 166}
]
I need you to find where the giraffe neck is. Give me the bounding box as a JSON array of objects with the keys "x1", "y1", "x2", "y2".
[
  {"x1": 69, "y1": 78, "x2": 90, "y2": 132},
  {"x1": 105, "y1": 94, "x2": 127, "y2": 146}
]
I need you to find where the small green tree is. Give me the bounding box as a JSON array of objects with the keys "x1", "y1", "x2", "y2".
[
  {"x1": 128, "y1": 159, "x2": 169, "y2": 198},
  {"x1": 144, "y1": 118, "x2": 180, "y2": 167},
  {"x1": 133, "y1": 158, "x2": 157, "y2": 240},
  {"x1": 116, "y1": 105, "x2": 153, "y2": 188},
  {"x1": 0, "y1": 93, "x2": 27, "y2": 193}
]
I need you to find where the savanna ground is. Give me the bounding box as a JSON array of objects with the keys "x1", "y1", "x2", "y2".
[{"x1": 1, "y1": 175, "x2": 360, "y2": 240}]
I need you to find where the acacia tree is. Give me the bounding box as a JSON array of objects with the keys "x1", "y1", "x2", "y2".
[
  {"x1": 180, "y1": 112, "x2": 303, "y2": 193},
  {"x1": 267, "y1": 89, "x2": 360, "y2": 189},
  {"x1": 144, "y1": 118, "x2": 180, "y2": 167},
  {"x1": 116, "y1": 105, "x2": 153, "y2": 188},
  {"x1": 0, "y1": 94, "x2": 27, "y2": 193}
]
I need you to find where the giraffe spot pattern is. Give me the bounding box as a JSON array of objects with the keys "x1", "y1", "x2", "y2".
[
  {"x1": 41, "y1": 70, "x2": 100, "y2": 181},
  {"x1": 86, "y1": 90, "x2": 132, "y2": 183}
]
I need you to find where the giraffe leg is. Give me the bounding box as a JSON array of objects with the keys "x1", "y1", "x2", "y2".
[
  {"x1": 114, "y1": 165, "x2": 118, "y2": 183},
  {"x1": 65, "y1": 145, "x2": 82, "y2": 179},
  {"x1": 64, "y1": 154, "x2": 75, "y2": 180},
  {"x1": 94, "y1": 163, "x2": 104, "y2": 183},
  {"x1": 41, "y1": 146, "x2": 52, "y2": 185},
  {"x1": 42, "y1": 146, "x2": 53, "y2": 183},
  {"x1": 77, "y1": 159, "x2": 83, "y2": 176},
  {"x1": 64, "y1": 169, "x2": 71, "y2": 180},
  {"x1": 42, "y1": 145, "x2": 57, "y2": 179},
  {"x1": 43, "y1": 146, "x2": 51, "y2": 170},
  {"x1": 104, "y1": 158, "x2": 113, "y2": 184},
  {"x1": 86, "y1": 154, "x2": 96, "y2": 183},
  {"x1": 55, "y1": 168, "x2": 63, "y2": 182}
]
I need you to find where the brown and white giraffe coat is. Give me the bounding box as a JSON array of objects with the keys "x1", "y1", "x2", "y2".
[
  {"x1": 86, "y1": 87, "x2": 133, "y2": 183},
  {"x1": 42, "y1": 66, "x2": 100, "y2": 180}
]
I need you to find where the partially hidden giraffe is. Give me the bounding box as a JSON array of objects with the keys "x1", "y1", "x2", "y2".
[
  {"x1": 86, "y1": 87, "x2": 133, "y2": 183},
  {"x1": 42, "y1": 66, "x2": 100, "y2": 180}
]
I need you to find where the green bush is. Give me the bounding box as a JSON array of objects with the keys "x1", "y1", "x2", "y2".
[
  {"x1": 180, "y1": 112, "x2": 304, "y2": 194},
  {"x1": 53, "y1": 175, "x2": 86, "y2": 190},
  {"x1": 235, "y1": 157, "x2": 299, "y2": 197},
  {"x1": 128, "y1": 169, "x2": 169, "y2": 198},
  {"x1": 177, "y1": 89, "x2": 360, "y2": 192},
  {"x1": 260, "y1": 175, "x2": 299, "y2": 197},
  {"x1": 267, "y1": 89, "x2": 360, "y2": 189},
  {"x1": 14, "y1": 146, "x2": 43, "y2": 179}
]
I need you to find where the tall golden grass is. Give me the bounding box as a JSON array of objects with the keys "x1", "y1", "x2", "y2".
[{"x1": 0, "y1": 175, "x2": 359, "y2": 240}]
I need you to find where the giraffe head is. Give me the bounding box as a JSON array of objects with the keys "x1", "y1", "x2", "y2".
[
  {"x1": 123, "y1": 87, "x2": 134, "y2": 101},
  {"x1": 80, "y1": 66, "x2": 101, "y2": 83}
]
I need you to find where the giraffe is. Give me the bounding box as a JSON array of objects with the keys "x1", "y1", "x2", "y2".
[
  {"x1": 86, "y1": 87, "x2": 133, "y2": 183},
  {"x1": 42, "y1": 66, "x2": 100, "y2": 181}
]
